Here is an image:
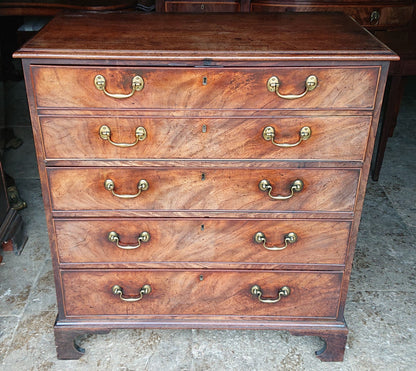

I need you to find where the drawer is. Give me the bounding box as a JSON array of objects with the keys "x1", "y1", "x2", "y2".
[
  {"x1": 61, "y1": 270, "x2": 342, "y2": 318},
  {"x1": 55, "y1": 219, "x2": 350, "y2": 266},
  {"x1": 41, "y1": 116, "x2": 371, "y2": 162},
  {"x1": 48, "y1": 167, "x2": 359, "y2": 213},
  {"x1": 165, "y1": 1, "x2": 240, "y2": 12},
  {"x1": 31, "y1": 66, "x2": 379, "y2": 110},
  {"x1": 250, "y1": 4, "x2": 414, "y2": 30}
]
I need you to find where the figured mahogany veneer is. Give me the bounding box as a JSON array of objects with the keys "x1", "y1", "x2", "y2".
[
  {"x1": 47, "y1": 167, "x2": 359, "y2": 213},
  {"x1": 32, "y1": 66, "x2": 379, "y2": 110},
  {"x1": 61, "y1": 270, "x2": 343, "y2": 318},
  {"x1": 15, "y1": 12, "x2": 396, "y2": 362},
  {"x1": 40, "y1": 116, "x2": 371, "y2": 161},
  {"x1": 54, "y1": 219, "x2": 351, "y2": 267}
]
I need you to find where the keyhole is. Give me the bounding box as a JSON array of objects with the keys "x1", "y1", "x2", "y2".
[
  {"x1": 201, "y1": 173, "x2": 205, "y2": 180},
  {"x1": 203, "y1": 77, "x2": 207, "y2": 85},
  {"x1": 202, "y1": 124, "x2": 207, "y2": 133},
  {"x1": 201, "y1": 224, "x2": 204, "y2": 231},
  {"x1": 200, "y1": 275, "x2": 204, "y2": 281}
]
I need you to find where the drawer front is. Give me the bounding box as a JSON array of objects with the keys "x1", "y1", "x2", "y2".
[
  {"x1": 48, "y1": 168, "x2": 359, "y2": 213},
  {"x1": 41, "y1": 116, "x2": 371, "y2": 162},
  {"x1": 250, "y1": 4, "x2": 414, "y2": 30},
  {"x1": 32, "y1": 66, "x2": 379, "y2": 110},
  {"x1": 165, "y1": 1, "x2": 240, "y2": 12},
  {"x1": 61, "y1": 270, "x2": 342, "y2": 318},
  {"x1": 55, "y1": 219, "x2": 350, "y2": 265}
]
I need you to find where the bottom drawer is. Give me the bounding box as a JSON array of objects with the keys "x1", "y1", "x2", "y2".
[{"x1": 61, "y1": 270, "x2": 342, "y2": 319}]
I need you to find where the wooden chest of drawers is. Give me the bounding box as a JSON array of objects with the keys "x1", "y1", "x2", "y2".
[{"x1": 15, "y1": 12, "x2": 397, "y2": 362}]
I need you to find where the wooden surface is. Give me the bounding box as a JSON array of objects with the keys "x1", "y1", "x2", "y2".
[
  {"x1": 61, "y1": 270, "x2": 343, "y2": 318},
  {"x1": 47, "y1": 167, "x2": 360, "y2": 213},
  {"x1": 16, "y1": 12, "x2": 394, "y2": 361},
  {"x1": 0, "y1": 0, "x2": 136, "y2": 16},
  {"x1": 15, "y1": 12, "x2": 398, "y2": 61},
  {"x1": 31, "y1": 66, "x2": 380, "y2": 109},
  {"x1": 54, "y1": 218, "x2": 350, "y2": 267},
  {"x1": 40, "y1": 115, "x2": 371, "y2": 162}
]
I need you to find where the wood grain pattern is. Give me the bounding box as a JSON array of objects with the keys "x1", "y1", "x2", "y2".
[
  {"x1": 16, "y1": 11, "x2": 395, "y2": 361},
  {"x1": 61, "y1": 270, "x2": 342, "y2": 318},
  {"x1": 54, "y1": 218, "x2": 350, "y2": 265},
  {"x1": 47, "y1": 167, "x2": 360, "y2": 213},
  {"x1": 31, "y1": 66, "x2": 379, "y2": 110},
  {"x1": 40, "y1": 115, "x2": 371, "y2": 162},
  {"x1": 14, "y1": 13, "x2": 398, "y2": 61}
]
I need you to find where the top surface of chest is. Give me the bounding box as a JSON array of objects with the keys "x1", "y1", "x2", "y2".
[{"x1": 15, "y1": 12, "x2": 397, "y2": 62}]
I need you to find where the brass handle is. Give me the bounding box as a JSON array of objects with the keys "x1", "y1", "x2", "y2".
[
  {"x1": 259, "y1": 179, "x2": 303, "y2": 200},
  {"x1": 267, "y1": 75, "x2": 317, "y2": 99},
  {"x1": 251, "y1": 284, "x2": 290, "y2": 303},
  {"x1": 94, "y1": 74, "x2": 144, "y2": 99},
  {"x1": 104, "y1": 179, "x2": 149, "y2": 199},
  {"x1": 370, "y1": 10, "x2": 380, "y2": 25},
  {"x1": 262, "y1": 126, "x2": 311, "y2": 148},
  {"x1": 254, "y1": 231, "x2": 297, "y2": 251},
  {"x1": 99, "y1": 125, "x2": 147, "y2": 147},
  {"x1": 112, "y1": 284, "x2": 151, "y2": 302},
  {"x1": 108, "y1": 231, "x2": 150, "y2": 250}
]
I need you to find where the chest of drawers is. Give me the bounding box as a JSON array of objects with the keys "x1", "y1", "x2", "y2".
[{"x1": 15, "y1": 12, "x2": 397, "y2": 362}]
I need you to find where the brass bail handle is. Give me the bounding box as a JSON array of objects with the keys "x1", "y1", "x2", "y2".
[
  {"x1": 254, "y1": 231, "x2": 297, "y2": 251},
  {"x1": 99, "y1": 125, "x2": 147, "y2": 148},
  {"x1": 251, "y1": 285, "x2": 291, "y2": 303},
  {"x1": 104, "y1": 179, "x2": 149, "y2": 199},
  {"x1": 262, "y1": 126, "x2": 311, "y2": 148},
  {"x1": 112, "y1": 284, "x2": 151, "y2": 302},
  {"x1": 108, "y1": 231, "x2": 151, "y2": 250},
  {"x1": 94, "y1": 74, "x2": 144, "y2": 99},
  {"x1": 259, "y1": 179, "x2": 303, "y2": 200},
  {"x1": 267, "y1": 75, "x2": 318, "y2": 100}
]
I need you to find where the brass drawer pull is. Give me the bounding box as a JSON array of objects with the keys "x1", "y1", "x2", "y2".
[
  {"x1": 94, "y1": 74, "x2": 144, "y2": 99},
  {"x1": 104, "y1": 179, "x2": 149, "y2": 199},
  {"x1": 262, "y1": 126, "x2": 311, "y2": 148},
  {"x1": 112, "y1": 284, "x2": 151, "y2": 302},
  {"x1": 254, "y1": 231, "x2": 297, "y2": 251},
  {"x1": 251, "y1": 284, "x2": 290, "y2": 303},
  {"x1": 99, "y1": 125, "x2": 147, "y2": 147},
  {"x1": 259, "y1": 179, "x2": 303, "y2": 200},
  {"x1": 267, "y1": 75, "x2": 317, "y2": 99},
  {"x1": 108, "y1": 231, "x2": 150, "y2": 250}
]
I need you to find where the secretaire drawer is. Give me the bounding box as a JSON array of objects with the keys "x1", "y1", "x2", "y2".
[
  {"x1": 61, "y1": 270, "x2": 342, "y2": 319},
  {"x1": 47, "y1": 167, "x2": 359, "y2": 213},
  {"x1": 41, "y1": 116, "x2": 371, "y2": 162},
  {"x1": 31, "y1": 66, "x2": 379, "y2": 110},
  {"x1": 54, "y1": 219, "x2": 350, "y2": 266}
]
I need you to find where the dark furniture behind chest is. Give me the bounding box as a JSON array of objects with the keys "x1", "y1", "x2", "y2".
[
  {"x1": 15, "y1": 12, "x2": 396, "y2": 362},
  {"x1": 156, "y1": 0, "x2": 415, "y2": 31}
]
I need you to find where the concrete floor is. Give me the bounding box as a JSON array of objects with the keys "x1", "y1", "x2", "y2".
[{"x1": 0, "y1": 76, "x2": 415, "y2": 370}]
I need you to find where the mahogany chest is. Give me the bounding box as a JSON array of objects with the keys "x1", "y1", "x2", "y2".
[{"x1": 15, "y1": 12, "x2": 397, "y2": 361}]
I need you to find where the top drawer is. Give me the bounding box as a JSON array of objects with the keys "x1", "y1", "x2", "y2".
[{"x1": 31, "y1": 66, "x2": 380, "y2": 110}]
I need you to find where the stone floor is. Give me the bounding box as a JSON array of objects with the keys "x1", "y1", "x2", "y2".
[{"x1": 0, "y1": 76, "x2": 415, "y2": 370}]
